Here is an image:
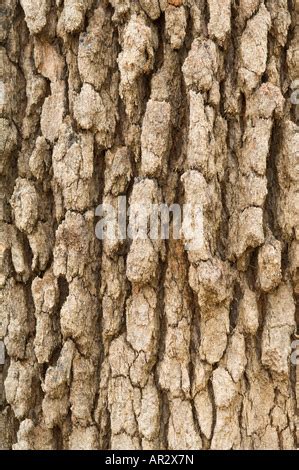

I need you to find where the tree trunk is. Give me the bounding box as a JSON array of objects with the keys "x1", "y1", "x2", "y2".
[{"x1": 1, "y1": 0, "x2": 299, "y2": 450}]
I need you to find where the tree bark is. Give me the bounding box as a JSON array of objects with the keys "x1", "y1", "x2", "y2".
[{"x1": 1, "y1": 0, "x2": 299, "y2": 450}]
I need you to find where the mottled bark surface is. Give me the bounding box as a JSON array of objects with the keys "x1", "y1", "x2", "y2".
[{"x1": 1, "y1": 0, "x2": 299, "y2": 450}]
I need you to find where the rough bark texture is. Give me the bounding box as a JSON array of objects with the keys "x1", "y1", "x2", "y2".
[{"x1": 1, "y1": 0, "x2": 299, "y2": 450}]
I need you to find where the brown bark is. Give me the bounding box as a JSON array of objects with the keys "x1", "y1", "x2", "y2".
[{"x1": 0, "y1": 0, "x2": 299, "y2": 450}]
